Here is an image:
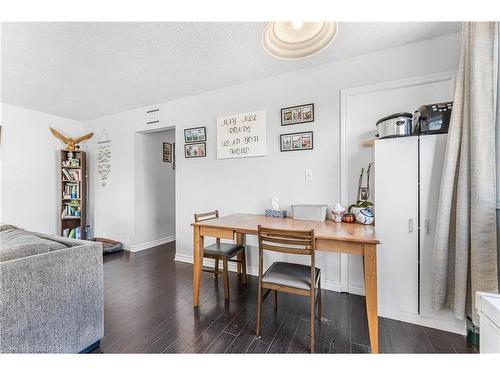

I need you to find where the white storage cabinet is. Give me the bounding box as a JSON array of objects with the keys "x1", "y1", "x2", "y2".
[{"x1": 374, "y1": 134, "x2": 465, "y2": 333}]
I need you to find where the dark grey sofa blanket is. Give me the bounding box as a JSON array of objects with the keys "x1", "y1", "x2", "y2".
[{"x1": 0, "y1": 224, "x2": 104, "y2": 353}]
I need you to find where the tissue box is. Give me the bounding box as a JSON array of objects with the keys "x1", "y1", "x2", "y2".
[{"x1": 265, "y1": 209, "x2": 287, "y2": 218}]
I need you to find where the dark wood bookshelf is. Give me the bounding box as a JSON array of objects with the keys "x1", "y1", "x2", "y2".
[{"x1": 59, "y1": 150, "x2": 87, "y2": 238}]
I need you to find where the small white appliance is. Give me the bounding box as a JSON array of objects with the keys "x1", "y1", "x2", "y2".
[
  {"x1": 476, "y1": 292, "x2": 500, "y2": 353},
  {"x1": 375, "y1": 112, "x2": 413, "y2": 139}
]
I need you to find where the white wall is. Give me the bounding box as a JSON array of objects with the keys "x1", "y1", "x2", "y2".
[
  {"x1": 85, "y1": 109, "x2": 137, "y2": 246},
  {"x1": 1, "y1": 103, "x2": 84, "y2": 234},
  {"x1": 134, "y1": 129, "x2": 176, "y2": 248},
  {"x1": 86, "y1": 33, "x2": 461, "y2": 291}
]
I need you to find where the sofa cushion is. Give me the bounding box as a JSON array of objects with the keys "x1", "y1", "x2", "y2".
[
  {"x1": 0, "y1": 224, "x2": 18, "y2": 232},
  {"x1": 0, "y1": 227, "x2": 68, "y2": 262}
]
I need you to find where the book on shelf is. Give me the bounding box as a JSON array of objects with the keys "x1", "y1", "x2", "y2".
[
  {"x1": 62, "y1": 226, "x2": 82, "y2": 239},
  {"x1": 61, "y1": 204, "x2": 81, "y2": 218},
  {"x1": 61, "y1": 168, "x2": 81, "y2": 181},
  {"x1": 62, "y1": 157, "x2": 80, "y2": 168},
  {"x1": 62, "y1": 184, "x2": 80, "y2": 199}
]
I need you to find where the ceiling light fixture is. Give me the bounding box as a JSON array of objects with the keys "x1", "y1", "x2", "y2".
[
  {"x1": 262, "y1": 21, "x2": 338, "y2": 60},
  {"x1": 291, "y1": 21, "x2": 304, "y2": 30}
]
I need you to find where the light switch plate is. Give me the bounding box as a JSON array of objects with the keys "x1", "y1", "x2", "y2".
[{"x1": 305, "y1": 170, "x2": 313, "y2": 181}]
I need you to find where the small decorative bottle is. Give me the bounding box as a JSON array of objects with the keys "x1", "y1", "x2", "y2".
[{"x1": 332, "y1": 202, "x2": 345, "y2": 223}]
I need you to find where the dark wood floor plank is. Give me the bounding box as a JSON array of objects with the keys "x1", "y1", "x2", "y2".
[
  {"x1": 325, "y1": 292, "x2": 350, "y2": 353},
  {"x1": 224, "y1": 317, "x2": 259, "y2": 353},
  {"x1": 94, "y1": 243, "x2": 474, "y2": 355},
  {"x1": 423, "y1": 326, "x2": 477, "y2": 354},
  {"x1": 119, "y1": 286, "x2": 217, "y2": 353},
  {"x1": 183, "y1": 291, "x2": 249, "y2": 353},
  {"x1": 161, "y1": 305, "x2": 225, "y2": 353},
  {"x1": 379, "y1": 317, "x2": 395, "y2": 353},
  {"x1": 287, "y1": 318, "x2": 311, "y2": 353},
  {"x1": 137, "y1": 286, "x2": 221, "y2": 353},
  {"x1": 350, "y1": 294, "x2": 370, "y2": 347},
  {"x1": 267, "y1": 312, "x2": 301, "y2": 353},
  {"x1": 316, "y1": 319, "x2": 337, "y2": 353},
  {"x1": 382, "y1": 318, "x2": 435, "y2": 353},
  {"x1": 204, "y1": 332, "x2": 238, "y2": 353},
  {"x1": 422, "y1": 326, "x2": 457, "y2": 353},
  {"x1": 351, "y1": 343, "x2": 371, "y2": 353},
  {"x1": 246, "y1": 302, "x2": 288, "y2": 353}
]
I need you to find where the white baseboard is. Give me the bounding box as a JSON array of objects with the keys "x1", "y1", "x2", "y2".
[
  {"x1": 378, "y1": 306, "x2": 466, "y2": 335},
  {"x1": 129, "y1": 236, "x2": 175, "y2": 252},
  {"x1": 174, "y1": 252, "x2": 465, "y2": 334},
  {"x1": 174, "y1": 253, "x2": 351, "y2": 295}
]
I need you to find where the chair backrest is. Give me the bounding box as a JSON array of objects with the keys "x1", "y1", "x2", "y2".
[
  {"x1": 257, "y1": 225, "x2": 316, "y2": 284},
  {"x1": 194, "y1": 210, "x2": 221, "y2": 244},
  {"x1": 194, "y1": 210, "x2": 219, "y2": 223}
]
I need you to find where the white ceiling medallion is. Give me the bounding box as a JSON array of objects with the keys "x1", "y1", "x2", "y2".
[{"x1": 262, "y1": 22, "x2": 338, "y2": 60}]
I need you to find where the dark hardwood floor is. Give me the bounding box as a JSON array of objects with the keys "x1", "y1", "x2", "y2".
[{"x1": 94, "y1": 242, "x2": 477, "y2": 354}]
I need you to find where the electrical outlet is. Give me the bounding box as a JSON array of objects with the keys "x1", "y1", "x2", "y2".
[{"x1": 305, "y1": 170, "x2": 313, "y2": 181}]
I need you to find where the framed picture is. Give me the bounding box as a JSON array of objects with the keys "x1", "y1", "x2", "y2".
[
  {"x1": 184, "y1": 142, "x2": 206, "y2": 158},
  {"x1": 280, "y1": 131, "x2": 313, "y2": 152},
  {"x1": 163, "y1": 142, "x2": 172, "y2": 163},
  {"x1": 281, "y1": 103, "x2": 314, "y2": 126},
  {"x1": 184, "y1": 126, "x2": 206, "y2": 143}
]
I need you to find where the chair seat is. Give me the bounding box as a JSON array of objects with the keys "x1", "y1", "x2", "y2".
[
  {"x1": 204, "y1": 242, "x2": 244, "y2": 258},
  {"x1": 262, "y1": 262, "x2": 320, "y2": 290}
]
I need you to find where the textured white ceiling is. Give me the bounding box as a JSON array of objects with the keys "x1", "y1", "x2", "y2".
[{"x1": 1, "y1": 22, "x2": 461, "y2": 121}]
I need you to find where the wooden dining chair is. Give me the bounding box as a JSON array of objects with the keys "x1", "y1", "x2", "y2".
[
  {"x1": 256, "y1": 225, "x2": 322, "y2": 352},
  {"x1": 193, "y1": 210, "x2": 247, "y2": 301}
]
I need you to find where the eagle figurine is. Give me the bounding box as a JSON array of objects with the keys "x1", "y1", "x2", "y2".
[{"x1": 49, "y1": 127, "x2": 94, "y2": 151}]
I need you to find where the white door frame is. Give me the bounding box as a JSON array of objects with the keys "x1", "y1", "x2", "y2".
[{"x1": 338, "y1": 70, "x2": 456, "y2": 293}]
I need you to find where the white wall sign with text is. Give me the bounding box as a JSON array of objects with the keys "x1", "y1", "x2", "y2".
[
  {"x1": 97, "y1": 129, "x2": 111, "y2": 186},
  {"x1": 216, "y1": 110, "x2": 267, "y2": 159}
]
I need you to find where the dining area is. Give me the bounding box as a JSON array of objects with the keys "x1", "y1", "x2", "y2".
[{"x1": 191, "y1": 211, "x2": 380, "y2": 353}]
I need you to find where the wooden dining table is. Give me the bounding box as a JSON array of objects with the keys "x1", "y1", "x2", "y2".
[{"x1": 191, "y1": 213, "x2": 380, "y2": 353}]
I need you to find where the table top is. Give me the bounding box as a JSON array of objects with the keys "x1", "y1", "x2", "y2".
[{"x1": 192, "y1": 213, "x2": 379, "y2": 244}]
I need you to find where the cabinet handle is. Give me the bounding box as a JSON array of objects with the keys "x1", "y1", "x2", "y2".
[
  {"x1": 408, "y1": 218, "x2": 414, "y2": 233},
  {"x1": 425, "y1": 219, "x2": 430, "y2": 234}
]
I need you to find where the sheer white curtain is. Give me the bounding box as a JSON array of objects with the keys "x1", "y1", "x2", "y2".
[{"x1": 432, "y1": 22, "x2": 499, "y2": 324}]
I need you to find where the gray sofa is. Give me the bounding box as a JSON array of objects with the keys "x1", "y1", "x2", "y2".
[{"x1": 0, "y1": 224, "x2": 103, "y2": 353}]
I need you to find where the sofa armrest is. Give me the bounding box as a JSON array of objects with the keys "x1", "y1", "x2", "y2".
[{"x1": 0, "y1": 242, "x2": 103, "y2": 353}]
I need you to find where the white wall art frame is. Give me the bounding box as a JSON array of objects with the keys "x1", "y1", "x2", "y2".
[
  {"x1": 217, "y1": 110, "x2": 266, "y2": 159},
  {"x1": 97, "y1": 128, "x2": 111, "y2": 187}
]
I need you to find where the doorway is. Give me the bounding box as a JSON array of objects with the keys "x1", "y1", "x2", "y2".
[{"x1": 134, "y1": 127, "x2": 176, "y2": 249}]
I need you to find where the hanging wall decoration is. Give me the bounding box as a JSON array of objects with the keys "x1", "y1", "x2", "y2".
[
  {"x1": 184, "y1": 126, "x2": 207, "y2": 143},
  {"x1": 280, "y1": 131, "x2": 313, "y2": 152},
  {"x1": 184, "y1": 142, "x2": 206, "y2": 158},
  {"x1": 281, "y1": 103, "x2": 314, "y2": 126},
  {"x1": 97, "y1": 129, "x2": 111, "y2": 186},
  {"x1": 217, "y1": 110, "x2": 266, "y2": 159},
  {"x1": 163, "y1": 142, "x2": 172, "y2": 162},
  {"x1": 49, "y1": 127, "x2": 94, "y2": 150}
]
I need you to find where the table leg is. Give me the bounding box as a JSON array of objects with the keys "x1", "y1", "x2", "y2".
[
  {"x1": 239, "y1": 233, "x2": 247, "y2": 284},
  {"x1": 363, "y1": 244, "x2": 378, "y2": 353},
  {"x1": 236, "y1": 233, "x2": 243, "y2": 278},
  {"x1": 193, "y1": 226, "x2": 204, "y2": 307}
]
